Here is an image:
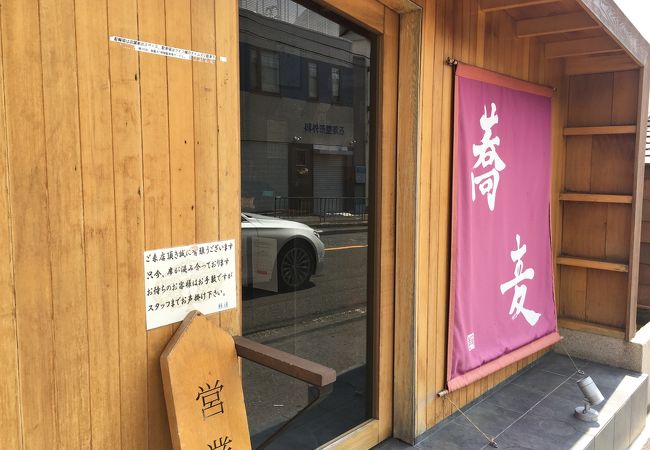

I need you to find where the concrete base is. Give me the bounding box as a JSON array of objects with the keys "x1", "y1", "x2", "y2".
[
  {"x1": 557, "y1": 324, "x2": 650, "y2": 403},
  {"x1": 375, "y1": 353, "x2": 648, "y2": 450}
]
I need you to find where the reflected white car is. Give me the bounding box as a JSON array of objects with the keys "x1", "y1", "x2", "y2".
[{"x1": 241, "y1": 213, "x2": 325, "y2": 290}]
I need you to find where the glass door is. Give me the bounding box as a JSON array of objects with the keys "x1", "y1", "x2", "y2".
[{"x1": 238, "y1": 1, "x2": 398, "y2": 447}]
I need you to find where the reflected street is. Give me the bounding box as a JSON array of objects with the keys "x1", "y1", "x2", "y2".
[
  {"x1": 241, "y1": 227, "x2": 368, "y2": 438},
  {"x1": 243, "y1": 228, "x2": 368, "y2": 334}
]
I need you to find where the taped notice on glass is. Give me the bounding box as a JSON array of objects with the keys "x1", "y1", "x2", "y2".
[
  {"x1": 144, "y1": 240, "x2": 236, "y2": 330},
  {"x1": 110, "y1": 36, "x2": 216, "y2": 63}
]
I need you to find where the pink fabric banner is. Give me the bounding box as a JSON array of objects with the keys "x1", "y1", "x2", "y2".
[{"x1": 447, "y1": 64, "x2": 560, "y2": 392}]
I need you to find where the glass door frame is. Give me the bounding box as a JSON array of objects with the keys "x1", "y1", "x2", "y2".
[
  {"x1": 309, "y1": 0, "x2": 422, "y2": 448},
  {"x1": 234, "y1": 0, "x2": 423, "y2": 447}
]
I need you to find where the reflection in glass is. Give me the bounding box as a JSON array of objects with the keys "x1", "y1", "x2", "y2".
[{"x1": 239, "y1": 1, "x2": 373, "y2": 447}]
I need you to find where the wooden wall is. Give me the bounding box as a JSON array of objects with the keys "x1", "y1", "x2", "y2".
[
  {"x1": 0, "y1": 0, "x2": 645, "y2": 448},
  {"x1": 557, "y1": 71, "x2": 638, "y2": 334},
  {"x1": 412, "y1": 0, "x2": 568, "y2": 435},
  {"x1": 0, "y1": 0, "x2": 241, "y2": 448}
]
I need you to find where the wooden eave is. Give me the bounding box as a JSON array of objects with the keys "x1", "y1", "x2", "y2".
[
  {"x1": 577, "y1": 0, "x2": 650, "y2": 66},
  {"x1": 479, "y1": 0, "x2": 650, "y2": 72}
]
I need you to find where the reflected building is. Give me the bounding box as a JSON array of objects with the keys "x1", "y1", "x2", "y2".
[{"x1": 239, "y1": 4, "x2": 370, "y2": 218}]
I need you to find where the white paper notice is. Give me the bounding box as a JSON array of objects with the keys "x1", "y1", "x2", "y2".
[
  {"x1": 110, "y1": 36, "x2": 216, "y2": 63},
  {"x1": 144, "y1": 240, "x2": 236, "y2": 330},
  {"x1": 252, "y1": 237, "x2": 278, "y2": 292}
]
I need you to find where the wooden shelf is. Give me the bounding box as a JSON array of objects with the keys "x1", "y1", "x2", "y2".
[
  {"x1": 563, "y1": 125, "x2": 637, "y2": 136},
  {"x1": 557, "y1": 318, "x2": 625, "y2": 339},
  {"x1": 559, "y1": 192, "x2": 633, "y2": 204},
  {"x1": 557, "y1": 255, "x2": 628, "y2": 272}
]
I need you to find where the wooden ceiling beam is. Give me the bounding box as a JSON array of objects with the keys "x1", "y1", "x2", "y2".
[
  {"x1": 577, "y1": 0, "x2": 649, "y2": 66},
  {"x1": 479, "y1": 0, "x2": 559, "y2": 12},
  {"x1": 545, "y1": 36, "x2": 622, "y2": 59},
  {"x1": 565, "y1": 54, "x2": 639, "y2": 75},
  {"x1": 516, "y1": 12, "x2": 599, "y2": 37}
]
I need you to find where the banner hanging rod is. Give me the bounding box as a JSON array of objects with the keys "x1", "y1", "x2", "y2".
[
  {"x1": 445, "y1": 57, "x2": 458, "y2": 67},
  {"x1": 444, "y1": 56, "x2": 556, "y2": 91}
]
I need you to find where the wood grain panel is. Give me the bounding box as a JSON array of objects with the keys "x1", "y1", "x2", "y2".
[
  {"x1": 611, "y1": 70, "x2": 639, "y2": 125},
  {"x1": 75, "y1": 0, "x2": 121, "y2": 446},
  {"x1": 516, "y1": 12, "x2": 598, "y2": 38},
  {"x1": 137, "y1": 0, "x2": 173, "y2": 448},
  {"x1": 562, "y1": 202, "x2": 607, "y2": 258},
  {"x1": 564, "y1": 136, "x2": 592, "y2": 192},
  {"x1": 0, "y1": 12, "x2": 21, "y2": 448},
  {"x1": 567, "y1": 73, "x2": 613, "y2": 126},
  {"x1": 590, "y1": 135, "x2": 635, "y2": 194},
  {"x1": 605, "y1": 204, "x2": 631, "y2": 260},
  {"x1": 1, "y1": 1, "x2": 57, "y2": 448},
  {"x1": 426, "y1": 0, "x2": 447, "y2": 428},
  {"x1": 192, "y1": 0, "x2": 220, "y2": 245},
  {"x1": 38, "y1": 0, "x2": 92, "y2": 446},
  {"x1": 215, "y1": 0, "x2": 241, "y2": 336},
  {"x1": 585, "y1": 269, "x2": 627, "y2": 328},
  {"x1": 166, "y1": 0, "x2": 196, "y2": 248},
  {"x1": 314, "y1": 0, "x2": 385, "y2": 34},
  {"x1": 376, "y1": 6, "x2": 398, "y2": 442},
  {"x1": 107, "y1": 0, "x2": 148, "y2": 447},
  {"x1": 565, "y1": 54, "x2": 639, "y2": 75},
  {"x1": 435, "y1": 0, "x2": 455, "y2": 425},
  {"x1": 628, "y1": 64, "x2": 650, "y2": 338},
  {"x1": 563, "y1": 126, "x2": 636, "y2": 135},
  {"x1": 393, "y1": 6, "x2": 422, "y2": 440},
  {"x1": 415, "y1": 0, "x2": 434, "y2": 435},
  {"x1": 545, "y1": 36, "x2": 621, "y2": 59},
  {"x1": 558, "y1": 267, "x2": 587, "y2": 320}
]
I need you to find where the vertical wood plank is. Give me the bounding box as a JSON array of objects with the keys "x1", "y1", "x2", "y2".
[
  {"x1": 562, "y1": 203, "x2": 607, "y2": 258},
  {"x1": 394, "y1": 8, "x2": 422, "y2": 442},
  {"x1": 586, "y1": 270, "x2": 627, "y2": 328},
  {"x1": 192, "y1": 0, "x2": 220, "y2": 245},
  {"x1": 1, "y1": 0, "x2": 57, "y2": 448},
  {"x1": 166, "y1": 0, "x2": 196, "y2": 248},
  {"x1": 415, "y1": 2, "x2": 436, "y2": 435},
  {"x1": 440, "y1": 0, "x2": 455, "y2": 423},
  {"x1": 626, "y1": 65, "x2": 649, "y2": 339},
  {"x1": 216, "y1": 0, "x2": 242, "y2": 335},
  {"x1": 107, "y1": 0, "x2": 148, "y2": 447},
  {"x1": 567, "y1": 73, "x2": 613, "y2": 127},
  {"x1": 605, "y1": 204, "x2": 631, "y2": 260},
  {"x1": 590, "y1": 135, "x2": 635, "y2": 194},
  {"x1": 564, "y1": 136, "x2": 592, "y2": 192},
  {"x1": 137, "y1": 0, "x2": 172, "y2": 448},
  {"x1": 559, "y1": 266, "x2": 587, "y2": 321},
  {"x1": 611, "y1": 70, "x2": 638, "y2": 125},
  {"x1": 416, "y1": 0, "x2": 433, "y2": 435},
  {"x1": 378, "y1": 8, "x2": 398, "y2": 440},
  {"x1": 428, "y1": 0, "x2": 447, "y2": 428},
  {"x1": 75, "y1": 0, "x2": 121, "y2": 446},
  {"x1": 0, "y1": 10, "x2": 21, "y2": 447},
  {"x1": 38, "y1": 0, "x2": 91, "y2": 446}
]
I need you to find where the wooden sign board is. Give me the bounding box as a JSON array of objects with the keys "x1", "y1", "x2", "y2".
[{"x1": 161, "y1": 311, "x2": 251, "y2": 450}]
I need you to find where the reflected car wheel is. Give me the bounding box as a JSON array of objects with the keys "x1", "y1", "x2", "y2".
[{"x1": 277, "y1": 241, "x2": 314, "y2": 290}]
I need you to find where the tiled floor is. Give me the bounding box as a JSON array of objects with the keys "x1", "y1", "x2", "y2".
[{"x1": 375, "y1": 352, "x2": 647, "y2": 450}]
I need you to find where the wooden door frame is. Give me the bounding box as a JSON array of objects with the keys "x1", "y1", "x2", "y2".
[{"x1": 306, "y1": 0, "x2": 422, "y2": 448}]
